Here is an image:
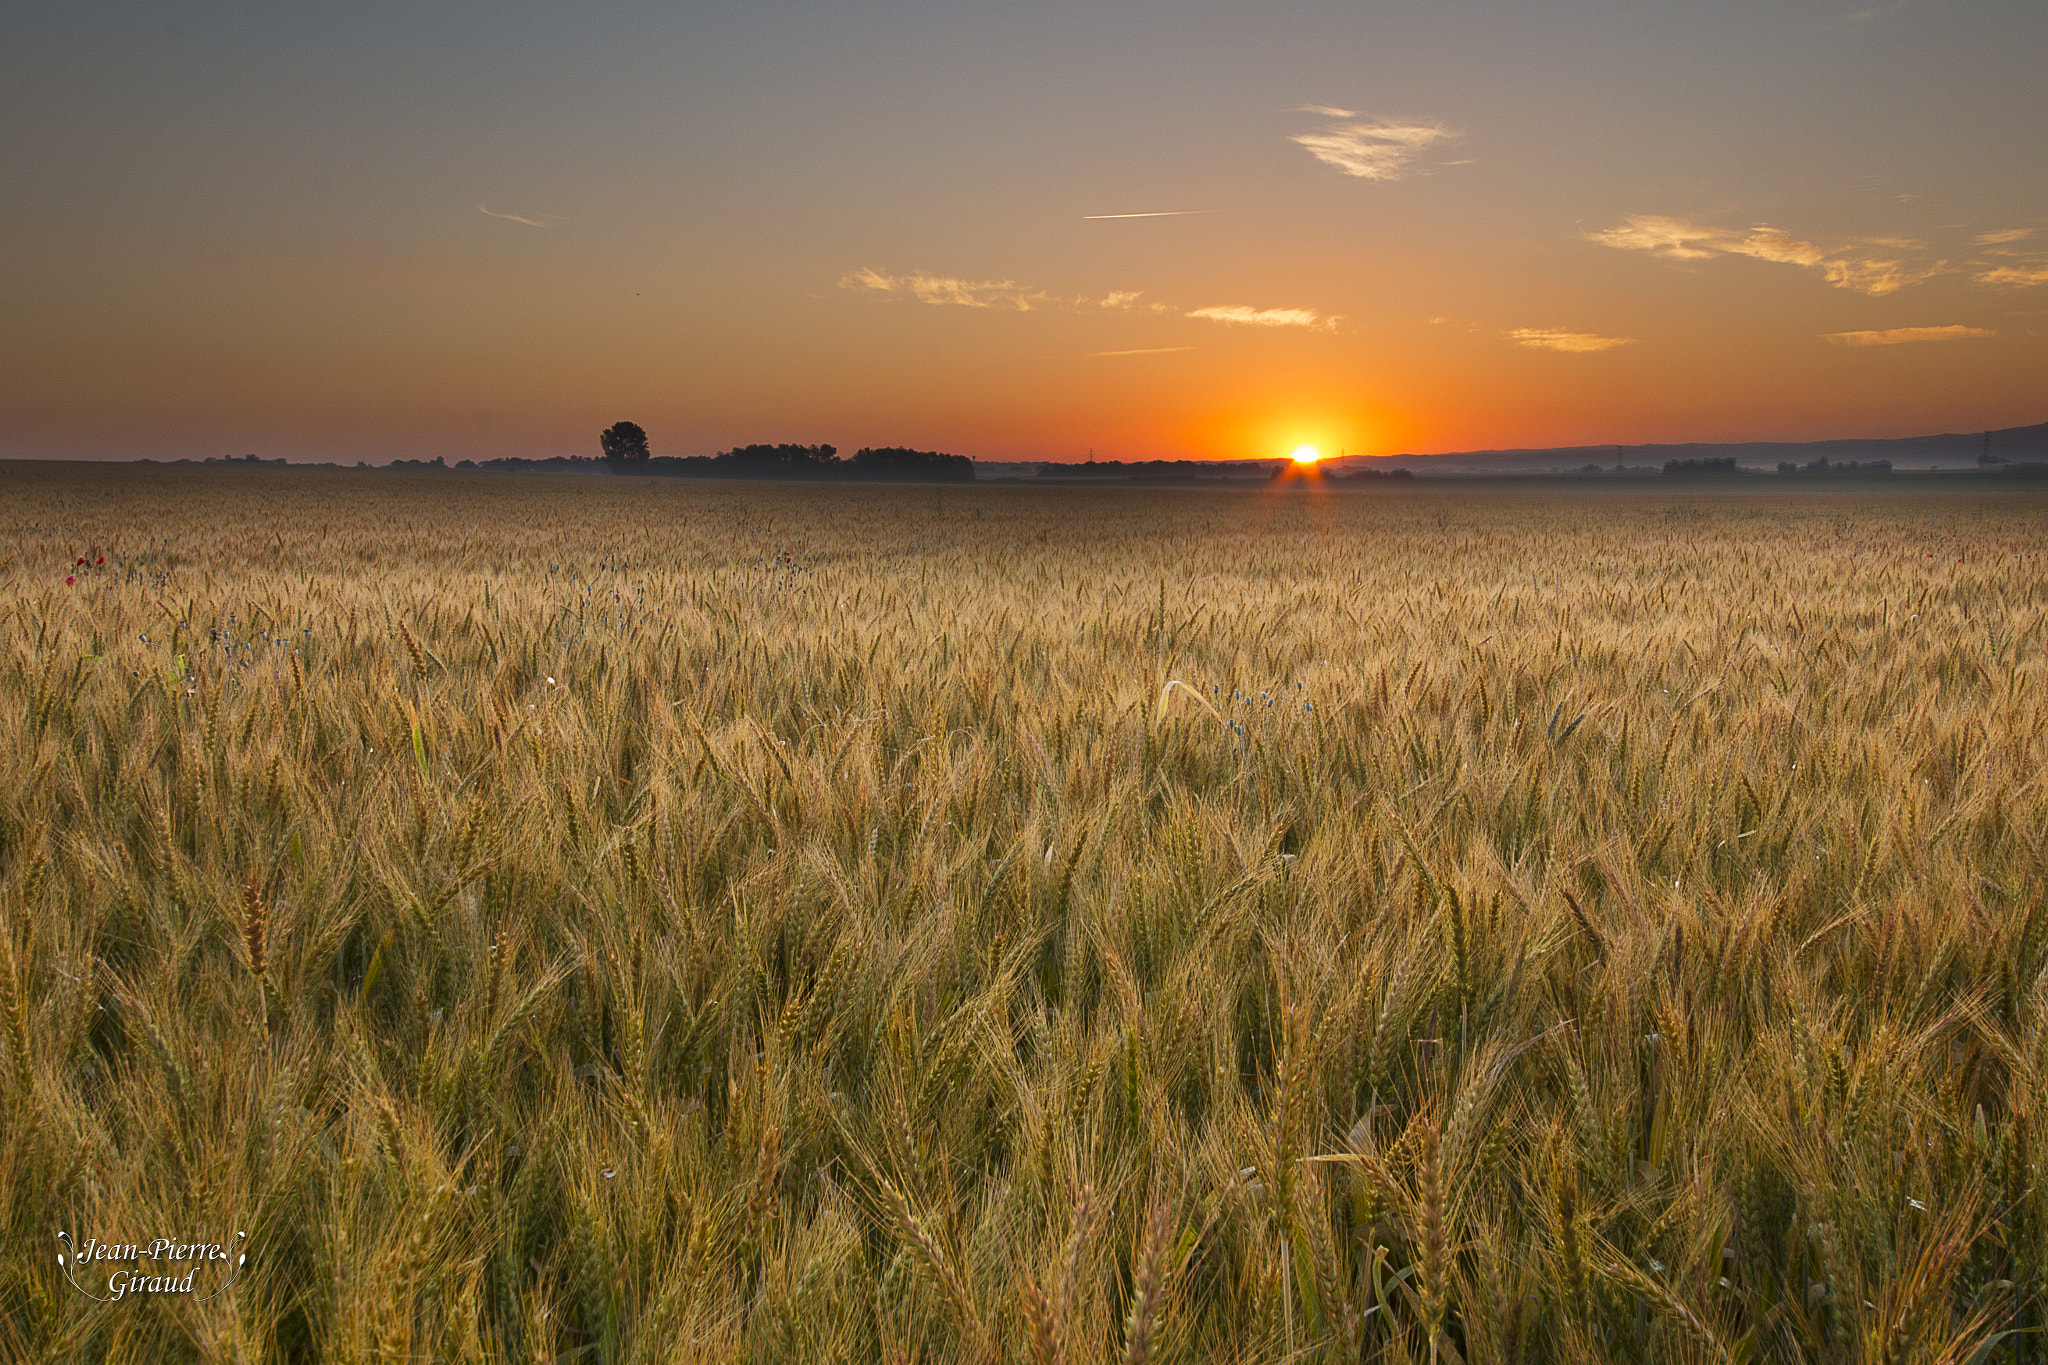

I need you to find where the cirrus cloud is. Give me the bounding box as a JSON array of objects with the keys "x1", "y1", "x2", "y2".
[
  {"x1": 843, "y1": 267, "x2": 1341, "y2": 336},
  {"x1": 1590, "y1": 213, "x2": 1945, "y2": 296},
  {"x1": 1508, "y1": 328, "x2": 1638, "y2": 353},
  {"x1": 841, "y1": 267, "x2": 1047, "y2": 311},
  {"x1": 1186, "y1": 305, "x2": 1337, "y2": 331},
  {"x1": 1975, "y1": 260, "x2": 2048, "y2": 286},
  {"x1": 1289, "y1": 111, "x2": 1458, "y2": 181},
  {"x1": 1824, "y1": 325, "x2": 1995, "y2": 346}
]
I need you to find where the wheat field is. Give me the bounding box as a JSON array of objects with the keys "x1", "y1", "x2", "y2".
[{"x1": 2, "y1": 463, "x2": 2045, "y2": 1363}]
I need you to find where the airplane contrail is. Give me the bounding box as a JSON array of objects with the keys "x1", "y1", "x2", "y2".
[
  {"x1": 479, "y1": 205, "x2": 556, "y2": 227},
  {"x1": 1082, "y1": 211, "x2": 1213, "y2": 219}
]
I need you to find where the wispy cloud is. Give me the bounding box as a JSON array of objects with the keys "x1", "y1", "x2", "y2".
[
  {"x1": 1083, "y1": 210, "x2": 1212, "y2": 219},
  {"x1": 478, "y1": 204, "x2": 560, "y2": 228},
  {"x1": 1508, "y1": 328, "x2": 1638, "y2": 353},
  {"x1": 1289, "y1": 112, "x2": 1457, "y2": 181},
  {"x1": 1187, "y1": 305, "x2": 1337, "y2": 330},
  {"x1": 844, "y1": 267, "x2": 1340, "y2": 336},
  {"x1": 1092, "y1": 346, "x2": 1195, "y2": 356},
  {"x1": 841, "y1": 267, "x2": 1047, "y2": 310},
  {"x1": 1730, "y1": 227, "x2": 1829, "y2": 267},
  {"x1": 1824, "y1": 325, "x2": 1995, "y2": 346},
  {"x1": 1971, "y1": 231, "x2": 2048, "y2": 287},
  {"x1": 1973, "y1": 261, "x2": 2048, "y2": 286},
  {"x1": 1842, "y1": 0, "x2": 1911, "y2": 22},
  {"x1": 1820, "y1": 257, "x2": 1946, "y2": 294},
  {"x1": 1590, "y1": 213, "x2": 1944, "y2": 295},
  {"x1": 1588, "y1": 215, "x2": 1722, "y2": 260}
]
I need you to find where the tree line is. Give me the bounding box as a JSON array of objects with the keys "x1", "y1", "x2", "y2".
[
  {"x1": 383, "y1": 425, "x2": 972, "y2": 481},
  {"x1": 596, "y1": 423, "x2": 973, "y2": 481}
]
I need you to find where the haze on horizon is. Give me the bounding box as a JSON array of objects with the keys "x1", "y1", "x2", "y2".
[{"x1": 3, "y1": 0, "x2": 2044, "y2": 466}]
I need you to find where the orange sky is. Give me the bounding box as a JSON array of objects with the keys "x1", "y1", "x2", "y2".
[{"x1": 3, "y1": 2, "x2": 2044, "y2": 463}]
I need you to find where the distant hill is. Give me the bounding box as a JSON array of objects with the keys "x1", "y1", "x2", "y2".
[
  {"x1": 975, "y1": 421, "x2": 2048, "y2": 479},
  {"x1": 1332, "y1": 420, "x2": 2048, "y2": 475}
]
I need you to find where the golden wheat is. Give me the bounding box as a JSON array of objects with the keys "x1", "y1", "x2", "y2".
[{"x1": 1, "y1": 462, "x2": 2045, "y2": 1361}]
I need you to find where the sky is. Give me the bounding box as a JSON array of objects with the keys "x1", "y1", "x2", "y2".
[{"x1": 3, "y1": 0, "x2": 2045, "y2": 463}]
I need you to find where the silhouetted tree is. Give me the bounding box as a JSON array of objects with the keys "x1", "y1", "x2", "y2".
[
  {"x1": 850, "y1": 446, "x2": 973, "y2": 482},
  {"x1": 600, "y1": 421, "x2": 651, "y2": 469},
  {"x1": 1784, "y1": 457, "x2": 1891, "y2": 475},
  {"x1": 713, "y1": 444, "x2": 840, "y2": 477}
]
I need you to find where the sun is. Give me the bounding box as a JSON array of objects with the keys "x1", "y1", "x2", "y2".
[{"x1": 1289, "y1": 444, "x2": 1323, "y2": 466}]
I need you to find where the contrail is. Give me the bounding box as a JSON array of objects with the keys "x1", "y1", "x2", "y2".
[
  {"x1": 479, "y1": 205, "x2": 555, "y2": 227},
  {"x1": 1082, "y1": 211, "x2": 1212, "y2": 219},
  {"x1": 1091, "y1": 346, "x2": 1195, "y2": 356}
]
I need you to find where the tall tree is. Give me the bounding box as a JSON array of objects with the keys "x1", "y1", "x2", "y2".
[{"x1": 600, "y1": 421, "x2": 650, "y2": 468}]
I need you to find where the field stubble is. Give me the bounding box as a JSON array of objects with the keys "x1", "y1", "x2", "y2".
[{"x1": 2, "y1": 464, "x2": 2046, "y2": 1362}]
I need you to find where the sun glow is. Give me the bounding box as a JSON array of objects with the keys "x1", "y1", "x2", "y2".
[{"x1": 1290, "y1": 444, "x2": 1323, "y2": 465}]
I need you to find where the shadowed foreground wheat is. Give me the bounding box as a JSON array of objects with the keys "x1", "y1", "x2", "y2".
[{"x1": 2, "y1": 464, "x2": 2046, "y2": 1362}]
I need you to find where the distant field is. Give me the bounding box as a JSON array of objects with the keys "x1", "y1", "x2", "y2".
[{"x1": 3, "y1": 463, "x2": 2046, "y2": 1362}]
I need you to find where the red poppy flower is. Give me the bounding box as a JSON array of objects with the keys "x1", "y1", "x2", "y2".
[
  {"x1": 76, "y1": 557, "x2": 87, "y2": 566},
  {"x1": 95, "y1": 556, "x2": 105, "y2": 565},
  {"x1": 65, "y1": 575, "x2": 75, "y2": 585}
]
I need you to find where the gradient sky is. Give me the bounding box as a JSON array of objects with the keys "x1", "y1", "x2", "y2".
[{"x1": 4, "y1": 0, "x2": 2045, "y2": 463}]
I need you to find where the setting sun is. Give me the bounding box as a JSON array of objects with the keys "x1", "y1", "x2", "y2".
[{"x1": 1290, "y1": 444, "x2": 1323, "y2": 465}]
